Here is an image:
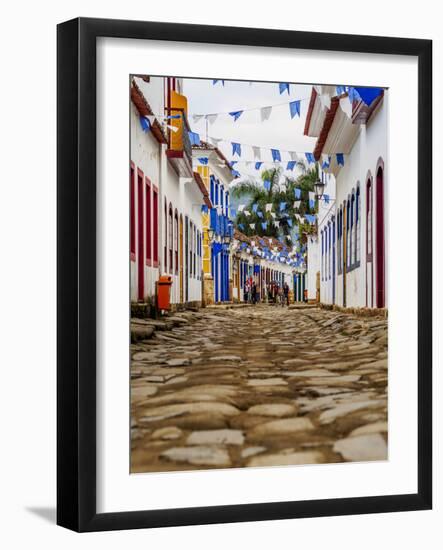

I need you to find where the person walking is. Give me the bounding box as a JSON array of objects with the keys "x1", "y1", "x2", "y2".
[
  {"x1": 244, "y1": 280, "x2": 250, "y2": 303},
  {"x1": 283, "y1": 281, "x2": 290, "y2": 306}
]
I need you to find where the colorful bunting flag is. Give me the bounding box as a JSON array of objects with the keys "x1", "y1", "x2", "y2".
[
  {"x1": 229, "y1": 110, "x2": 243, "y2": 121},
  {"x1": 336, "y1": 153, "x2": 345, "y2": 166},
  {"x1": 188, "y1": 131, "x2": 201, "y2": 146},
  {"x1": 252, "y1": 203, "x2": 258, "y2": 212},
  {"x1": 253, "y1": 146, "x2": 261, "y2": 160},
  {"x1": 232, "y1": 142, "x2": 242, "y2": 157},
  {"x1": 260, "y1": 106, "x2": 272, "y2": 122},
  {"x1": 323, "y1": 194, "x2": 330, "y2": 204},
  {"x1": 293, "y1": 200, "x2": 301, "y2": 209},
  {"x1": 265, "y1": 203, "x2": 273, "y2": 212},
  {"x1": 255, "y1": 162, "x2": 263, "y2": 170},
  {"x1": 139, "y1": 115, "x2": 151, "y2": 132},
  {"x1": 279, "y1": 83, "x2": 290, "y2": 95},
  {"x1": 286, "y1": 161, "x2": 296, "y2": 171},
  {"x1": 294, "y1": 188, "x2": 301, "y2": 199},
  {"x1": 198, "y1": 157, "x2": 208, "y2": 165},
  {"x1": 271, "y1": 149, "x2": 281, "y2": 162},
  {"x1": 264, "y1": 180, "x2": 271, "y2": 191},
  {"x1": 289, "y1": 100, "x2": 301, "y2": 118},
  {"x1": 354, "y1": 87, "x2": 383, "y2": 106},
  {"x1": 261, "y1": 222, "x2": 267, "y2": 230},
  {"x1": 279, "y1": 201, "x2": 287, "y2": 211},
  {"x1": 305, "y1": 152, "x2": 315, "y2": 164},
  {"x1": 213, "y1": 80, "x2": 225, "y2": 86}
]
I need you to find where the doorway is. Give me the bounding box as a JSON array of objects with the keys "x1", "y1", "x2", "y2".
[{"x1": 376, "y1": 167, "x2": 385, "y2": 308}]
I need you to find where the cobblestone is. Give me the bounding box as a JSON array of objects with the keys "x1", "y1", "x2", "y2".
[{"x1": 131, "y1": 305, "x2": 388, "y2": 472}]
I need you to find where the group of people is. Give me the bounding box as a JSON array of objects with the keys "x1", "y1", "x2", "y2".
[
  {"x1": 243, "y1": 277, "x2": 290, "y2": 306},
  {"x1": 243, "y1": 278, "x2": 259, "y2": 304},
  {"x1": 267, "y1": 280, "x2": 290, "y2": 306}
]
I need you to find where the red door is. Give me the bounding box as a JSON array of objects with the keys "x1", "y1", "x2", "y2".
[
  {"x1": 137, "y1": 170, "x2": 145, "y2": 300},
  {"x1": 376, "y1": 167, "x2": 385, "y2": 308}
]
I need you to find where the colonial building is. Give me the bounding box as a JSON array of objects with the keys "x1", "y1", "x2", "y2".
[
  {"x1": 130, "y1": 76, "x2": 208, "y2": 310},
  {"x1": 232, "y1": 231, "x2": 297, "y2": 303},
  {"x1": 304, "y1": 85, "x2": 387, "y2": 309},
  {"x1": 192, "y1": 142, "x2": 234, "y2": 305}
]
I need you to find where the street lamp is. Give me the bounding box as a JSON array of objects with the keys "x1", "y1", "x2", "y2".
[{"x1": 314, "y1": 178, "x2": 325, "y2": 200}]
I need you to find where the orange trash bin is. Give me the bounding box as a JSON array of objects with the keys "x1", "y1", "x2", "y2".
[{"x1": 157, "y1": 275, "x2": 173, "y2": 310}]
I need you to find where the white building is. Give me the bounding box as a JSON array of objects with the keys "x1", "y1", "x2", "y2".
[
  {"x1": 304, "y1": 85, "x2": 387, "y2": 309},
  {"x1": 130, "y1": 76, "x2": 207, "y2": 309}
]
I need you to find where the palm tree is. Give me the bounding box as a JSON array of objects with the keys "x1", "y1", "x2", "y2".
[{"x1": 231, "y1": 164, "x2": 319, "y2": 244}]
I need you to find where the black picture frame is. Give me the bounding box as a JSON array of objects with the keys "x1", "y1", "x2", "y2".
[{"x1": 57, "y1": 17, "x2": 432, "y2": 532}]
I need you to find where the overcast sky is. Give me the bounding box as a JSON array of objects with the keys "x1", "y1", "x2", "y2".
[{"x1": 183, "y1": 78, "x2": 318, "y2": 182}]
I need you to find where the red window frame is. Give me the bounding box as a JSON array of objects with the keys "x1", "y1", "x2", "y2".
[
  {"x1": 152, "y1": 186, "x2": 159, "y2": 267},
  {"x1": 145, "y1": 177, "x2": 152, "y2": 266},
  {"x1": 174, "y1": 209, "x2": 179, "y2": 274},
  {"x1": 168, "y1": 203, "x2": 173, "y2": 274},
  {"x1": 130, "y1": 162, "x2": 136, "y2": 261},
  {"x1": 164, "y1": 199, "x2": 168, "y2": 272}
]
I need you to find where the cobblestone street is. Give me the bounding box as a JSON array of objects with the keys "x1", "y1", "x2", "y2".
[{"x1": 131, "y1": 305, "x2": 387, "y2": 472}]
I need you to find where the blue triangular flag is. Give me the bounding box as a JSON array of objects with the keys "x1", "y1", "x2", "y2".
[
  {"x1": 286, "y1": 161, "x2": 296, "y2": 171},
  {"x1": 305, "y1": 152, "x2": 315, "y2": 164},
  {"x1": 353, "y1": 87, "x2": 383, "y2": 107},
  {"x1": 188, "y1": 131, "x2": 200, "y2": 146},
  {"x1": 279, "y1": 83, "x2": 290, "y2": 95},
  {"x1": 232, "y1": 169, "x2": 241, "y2": 178},
  {"x1": 139, "y1": 116, "x2": 151, "y2": 132},
  {"x1": 264, "y1": 180, "x2": 271, "y2": 191},
  {"x1": 252, "y1": 203, "x2": 258, "y2": 212},
  {"x1": 238, "y1": 223, "x2": 244, "y2": 230},
  {"x1": 201, "y1": 204, "x2": 208, "y2": 213},
  {"x1": 336, "y1": 85, "x2": 346, "y2": 95},
  {"x1": 336, "y1": 153, "x2": 345, "y2": 166},
  {"x1": 198, "y1": 157, "x2": 209, "y2": 165},
  {"x1": 287, "y1": 219, "x2": 293, "y2": 227},
  {"x1": 229, "y1": 110, "x2": 243, "y2": 121},
  {"x1": 255, "y1": 162, "x2": 263, "y2": 170},
  {"x1": 213, "y1": 80, "x2": 225, "y2": 86},
  {"x1": 289, "y1": 100, "x2": 301, "y2": 118},
  {"x1": 323, "y1": 194, "x2": 330, "y2": 204},
  {"x1": 280, "y1": 201, "x2": 287, "y2": 211},
  {"x1": 257, "y1": 211, "x2": 263, "y2": 218},
  {"x1": 232, "y1": 142, "x2": 241, "y2": 157},
  {"x1": 294, "y1": 188, "x2": 301, "y2": 199},
  {"x1": 261, "y1": 222, "x2": 267, "y2": 230},
  {"x1": 230, "y1": 161, "x2": 237, "y2": 167},
  {"x1": 271, "y1": 149, "x2": 281, "y2": 162}
]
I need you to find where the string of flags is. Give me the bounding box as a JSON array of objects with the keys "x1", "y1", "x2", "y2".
[{"x1": 192, "y1": 97, "x2": 306, "y2": 125}]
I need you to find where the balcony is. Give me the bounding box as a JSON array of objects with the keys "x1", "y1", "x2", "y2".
[{"x1": 165, "y1": 91, "x2": 193, "y2": 178}]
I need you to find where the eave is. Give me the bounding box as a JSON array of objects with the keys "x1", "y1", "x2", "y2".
[
  {"x1": 166, "y1": 150, "x2": 194, "y2": 178},
  {"x1": 130, "y1": 80, "x2": 167, "y2": 145},
  {"x1": 193, "y1": 171, "x2": 213, "y2": 209}
]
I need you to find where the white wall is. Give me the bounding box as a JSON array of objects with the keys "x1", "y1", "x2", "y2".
[
  {"x1": 1, "y1": 2, "x2": 441, "y2": 550},
  {"x1": 335, "y1": 98, "x2": 388, "y2": 308},
  {"x1": 319, "y1": 170, "x2": 337, "y2": 305},
  {"x1": 130, "y1": 100, "x2": 161, "y2": 302},
  {"x1": 307, "y1": 236, "x2": 319, "y2": 300}
]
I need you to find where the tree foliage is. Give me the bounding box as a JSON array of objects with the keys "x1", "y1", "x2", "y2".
[{"x1": 232, "y1": 164, "x2": 319, "y2": 245}]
